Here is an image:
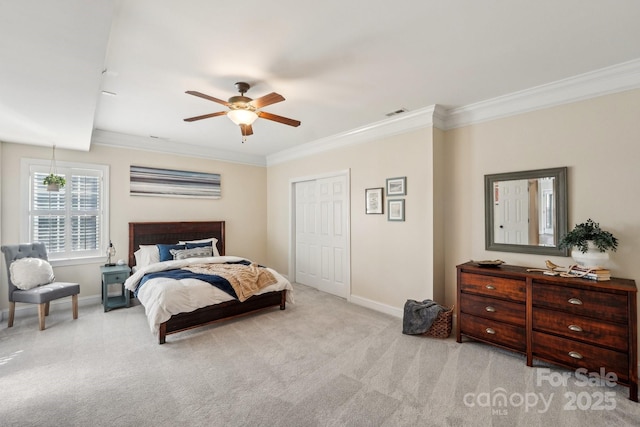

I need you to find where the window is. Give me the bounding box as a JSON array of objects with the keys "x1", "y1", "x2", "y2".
[{"x1": 21, "y1": 158, "x2": 110, "y2": 265}]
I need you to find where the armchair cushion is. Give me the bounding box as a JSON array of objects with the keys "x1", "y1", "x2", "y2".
[
  {"x1": 12, "y1": 282, "x2": 80, "y2": 304},
  {"x1": 9, "y1": 257, "x2": 55, "y2": 290}
]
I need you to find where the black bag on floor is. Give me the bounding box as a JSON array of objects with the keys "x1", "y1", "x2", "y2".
[{"x1": 402, "y1": 299, "x2": 444, "y2": 335}]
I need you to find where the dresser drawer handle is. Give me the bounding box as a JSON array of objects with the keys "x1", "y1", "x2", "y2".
[
  {"x1": 485, "y1": 285, "x2": 495, "y2": 290},
  {"x1": 568, "y1": 351, "x2": 583, "y2": 359},
  {"x1": 568, "y1": 298, "x2": 583, "y2": 305},
  {"x1": 485, "y1": 306, "x2": 496, "y2": 312},
  {"x1": 568, "y1": 324, "x2": 583, "y2": 332},
  {"x1": 485, "y1": 328, "x2": 496, "y2": 334}
]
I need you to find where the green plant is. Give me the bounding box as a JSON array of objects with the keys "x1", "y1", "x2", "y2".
[
  {"x1": 43, "y1": 173, "x2": 66, "y2": 188},
  {"x1": 558, "y1": 219, "x2": 618, "y2": 253}
]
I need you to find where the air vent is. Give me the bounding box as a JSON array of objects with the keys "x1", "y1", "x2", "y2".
[{"x1": 385, "y1": 108, "x2": 408, "y2": 117}]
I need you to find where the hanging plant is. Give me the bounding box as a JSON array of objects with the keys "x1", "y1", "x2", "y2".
[
  {"x1": 43, "y1": 173, "x2": 66, "y2": 190},
  {"x1": 43, "y1": 145, "x2": 66, "y2": 191}
]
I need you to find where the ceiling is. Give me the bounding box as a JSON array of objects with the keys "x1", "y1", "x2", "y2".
[{"x1": 2, "y1": 1, "x2": 640, "y2": 165}]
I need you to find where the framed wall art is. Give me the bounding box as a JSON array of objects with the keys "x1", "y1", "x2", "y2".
[
  {"x1": 386, "y1": 176, "x2": 406, "y2": 196},
  {"x1": 130, "y1": 165, "x2": 221, "y2": 199},
  {"x1": 387, "y1": 199, "x2": 405, "y2": 221},
  {"x1": 365, "y1": 187, "x2": 384, "y2": 214}
]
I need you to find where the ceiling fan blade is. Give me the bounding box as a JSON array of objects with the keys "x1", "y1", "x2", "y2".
[
  {"x1": 183, "y1": 111, "x2": 227, "y2": 122},
  {"x1": 258, "y1": 111, "x2": 301, "y2": 127},
  {"x1": 240, "y1": 123, "x2": 253, "y2": 136},
  {"x1": 185, "y1": 90, "x2": 230, "y2": 106},
  {"x1": 250, "y1": 92, "x2": 285, "y2": 109}
]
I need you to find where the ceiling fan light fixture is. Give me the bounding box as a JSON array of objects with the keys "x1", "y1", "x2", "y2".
[
  {"x1": 184, "y1": 83, "x2": 299, "y2": 140},
  {"x1": 227, "y1": 109, "x2": 258, "y2": 126}
]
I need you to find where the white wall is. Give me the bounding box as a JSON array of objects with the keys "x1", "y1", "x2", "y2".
[
  {"x1": 0, "y1": 142, "x2": 268, "y2": 311},
  {"x1": 268, "y1": 88, "x2": 640, "y2": 354},
  {"x1": 443, "y1": 89, "x2": 640, "y2": 354},
  {"x1": 2, "y1": 88, "x2": 639, "y2": 353},
  {"x1": 267, "y1": 125, "x2": 444, "y2": 315}
]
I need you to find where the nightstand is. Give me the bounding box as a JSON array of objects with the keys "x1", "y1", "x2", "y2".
[{"x1": 100, "y1": 265, "x2": 131, "y2": 312}]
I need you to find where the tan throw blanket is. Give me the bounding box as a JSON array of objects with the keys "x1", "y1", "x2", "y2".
[{"x1": 183, "y1": 263, "x2": 277, "y2": 302}]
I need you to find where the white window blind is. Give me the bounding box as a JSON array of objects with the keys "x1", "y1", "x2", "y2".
[{"x1": 22, "y1": 159, "x2": 109, "y2": 263}]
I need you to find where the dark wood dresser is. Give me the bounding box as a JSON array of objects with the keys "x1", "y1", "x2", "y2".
[{"x1": 456, "y1": 261, "x2": 638, "y2": 401}]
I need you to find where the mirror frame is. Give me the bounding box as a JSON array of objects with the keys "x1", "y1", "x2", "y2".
[{"x1": 485, "y1": 166, "x2": 569, "y2": 256}]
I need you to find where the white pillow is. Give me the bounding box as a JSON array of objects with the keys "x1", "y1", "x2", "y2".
[
  {"x1": 178, "y1": 238, "x2": 220, "y2": 257},
  {"x1": 134, "y1": 245, "x2": 160, "y2": 268},
  {"x1": 9, "y1": 258, "x2": 55, "y2": 290},
  {"x1": 178, "y1": 237, "x2": 218, "y2": 244},
  {"x1": 170, "y1": 246, "x2": 213, "y2": 260}
]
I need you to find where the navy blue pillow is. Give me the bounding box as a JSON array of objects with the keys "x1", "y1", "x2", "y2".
[{"x1": 157, "y1": 244, "x2": 185, "y2": 262}]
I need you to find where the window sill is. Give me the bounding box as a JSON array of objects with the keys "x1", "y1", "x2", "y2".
[{"x1": 49, "y1": 256, "x2": 108, "y2": 268}]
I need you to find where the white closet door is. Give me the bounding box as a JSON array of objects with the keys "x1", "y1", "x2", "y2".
[
  {"x1": 295, "y1": 180, "x2": 320, "y2": 288},
  {"x1": 294, "y1": 174, "x2": 348, "y2": 298}
]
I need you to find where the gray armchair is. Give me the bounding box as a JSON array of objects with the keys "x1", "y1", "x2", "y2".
[{"x1": 1, "y1": 243, "x2": 79, "y2": 330}]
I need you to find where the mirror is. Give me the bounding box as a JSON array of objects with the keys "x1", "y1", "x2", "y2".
[{"x1": 485, "y1": 167, "x2": 569, "y2": 256}]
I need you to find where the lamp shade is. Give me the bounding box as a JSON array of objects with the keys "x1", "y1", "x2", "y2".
[{"x1": 227, "y1": 109, "x2": 258, "y2": 125}]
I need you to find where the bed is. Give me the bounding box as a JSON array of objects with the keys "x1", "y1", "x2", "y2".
[{"x1": 125, "y1": 221, "x2": 293, "y2": 344}]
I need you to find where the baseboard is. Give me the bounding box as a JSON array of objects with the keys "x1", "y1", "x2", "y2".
[
  {"x1": 0, "y1": 294, "x2": 101, "y2": 322},
  {"x1": 349, "y1": 294, "x2": 403, "y2": 318}
]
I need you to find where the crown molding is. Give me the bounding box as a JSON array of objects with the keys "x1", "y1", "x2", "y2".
[
  {"x1": 267, "y1": 105, "x2": 443, "y2": 166},
  {"x1": 268, "y1": 59, "x2": 640, "y2": 165},
  {"x1": 91, "y1": 129, "x2": 267, "y2": 166},
  {"x1": 92, "y1": 59, "x2": 640, "y2": 167},
  {"x1": 444, "y1": 58, "x2": 640, "y2": 130}
]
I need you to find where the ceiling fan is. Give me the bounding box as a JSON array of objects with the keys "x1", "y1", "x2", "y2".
[{"x1": 184, "y1": 82, "x2": 301, "y2": 141}]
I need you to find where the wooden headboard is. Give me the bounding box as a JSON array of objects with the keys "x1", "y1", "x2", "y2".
[{"x1": 128, "y1": 221, "x2": 225, "y2": 268}]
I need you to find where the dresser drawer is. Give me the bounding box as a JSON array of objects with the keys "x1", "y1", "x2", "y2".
[
  {"x1": 460, "y1": 272, "x2": 525, "y2": 302},
  {"x1": 532, "y1": 283, "x2": 628, "y2": 324},
  {"x1": 103, "y1": 272, "x2": 129, "y2": 284},
  {"x1": 460, "y1": 313, "x2": 526, "y2": 352},
  {"x1": 460, "y1": 293, "x2": 525, "y2": 326},
  {"x1": 532, "y1": 331, "x2": 628, "y2": 382},
  {"x1": 532, "y1": 307, "x2": 627, "y2": 351}
]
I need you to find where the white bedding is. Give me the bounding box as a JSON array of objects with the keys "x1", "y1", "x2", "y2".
[{"x1": 124, "y1": 256, "x2": 294, "y2": 334}]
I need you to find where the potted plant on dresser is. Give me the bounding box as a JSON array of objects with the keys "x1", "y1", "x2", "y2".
[{"x1": 558, "y1": 218, "x2": 618, "y2": 267}]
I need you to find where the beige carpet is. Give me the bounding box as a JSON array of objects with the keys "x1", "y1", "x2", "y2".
[{"x1": 1, "y1": 283, "x2": 639, "y2": 426}]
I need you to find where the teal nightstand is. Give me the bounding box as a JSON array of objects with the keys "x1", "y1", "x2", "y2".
[{"x1": 100, "y1": 265, "x2": 131, "y2": 312}]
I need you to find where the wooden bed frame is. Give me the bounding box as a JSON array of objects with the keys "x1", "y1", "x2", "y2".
[{"x1": 128, "y1": 221, "x2": 287, "y2": 344}]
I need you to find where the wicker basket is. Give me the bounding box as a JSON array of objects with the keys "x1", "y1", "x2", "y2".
[{"x1": 423, "y1": 305, "x2": 454, "y2": 338}]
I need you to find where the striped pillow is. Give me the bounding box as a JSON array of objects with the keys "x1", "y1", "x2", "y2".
[{"x1": 170, "y1": 246, "x2": 213, "y2": 260}]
